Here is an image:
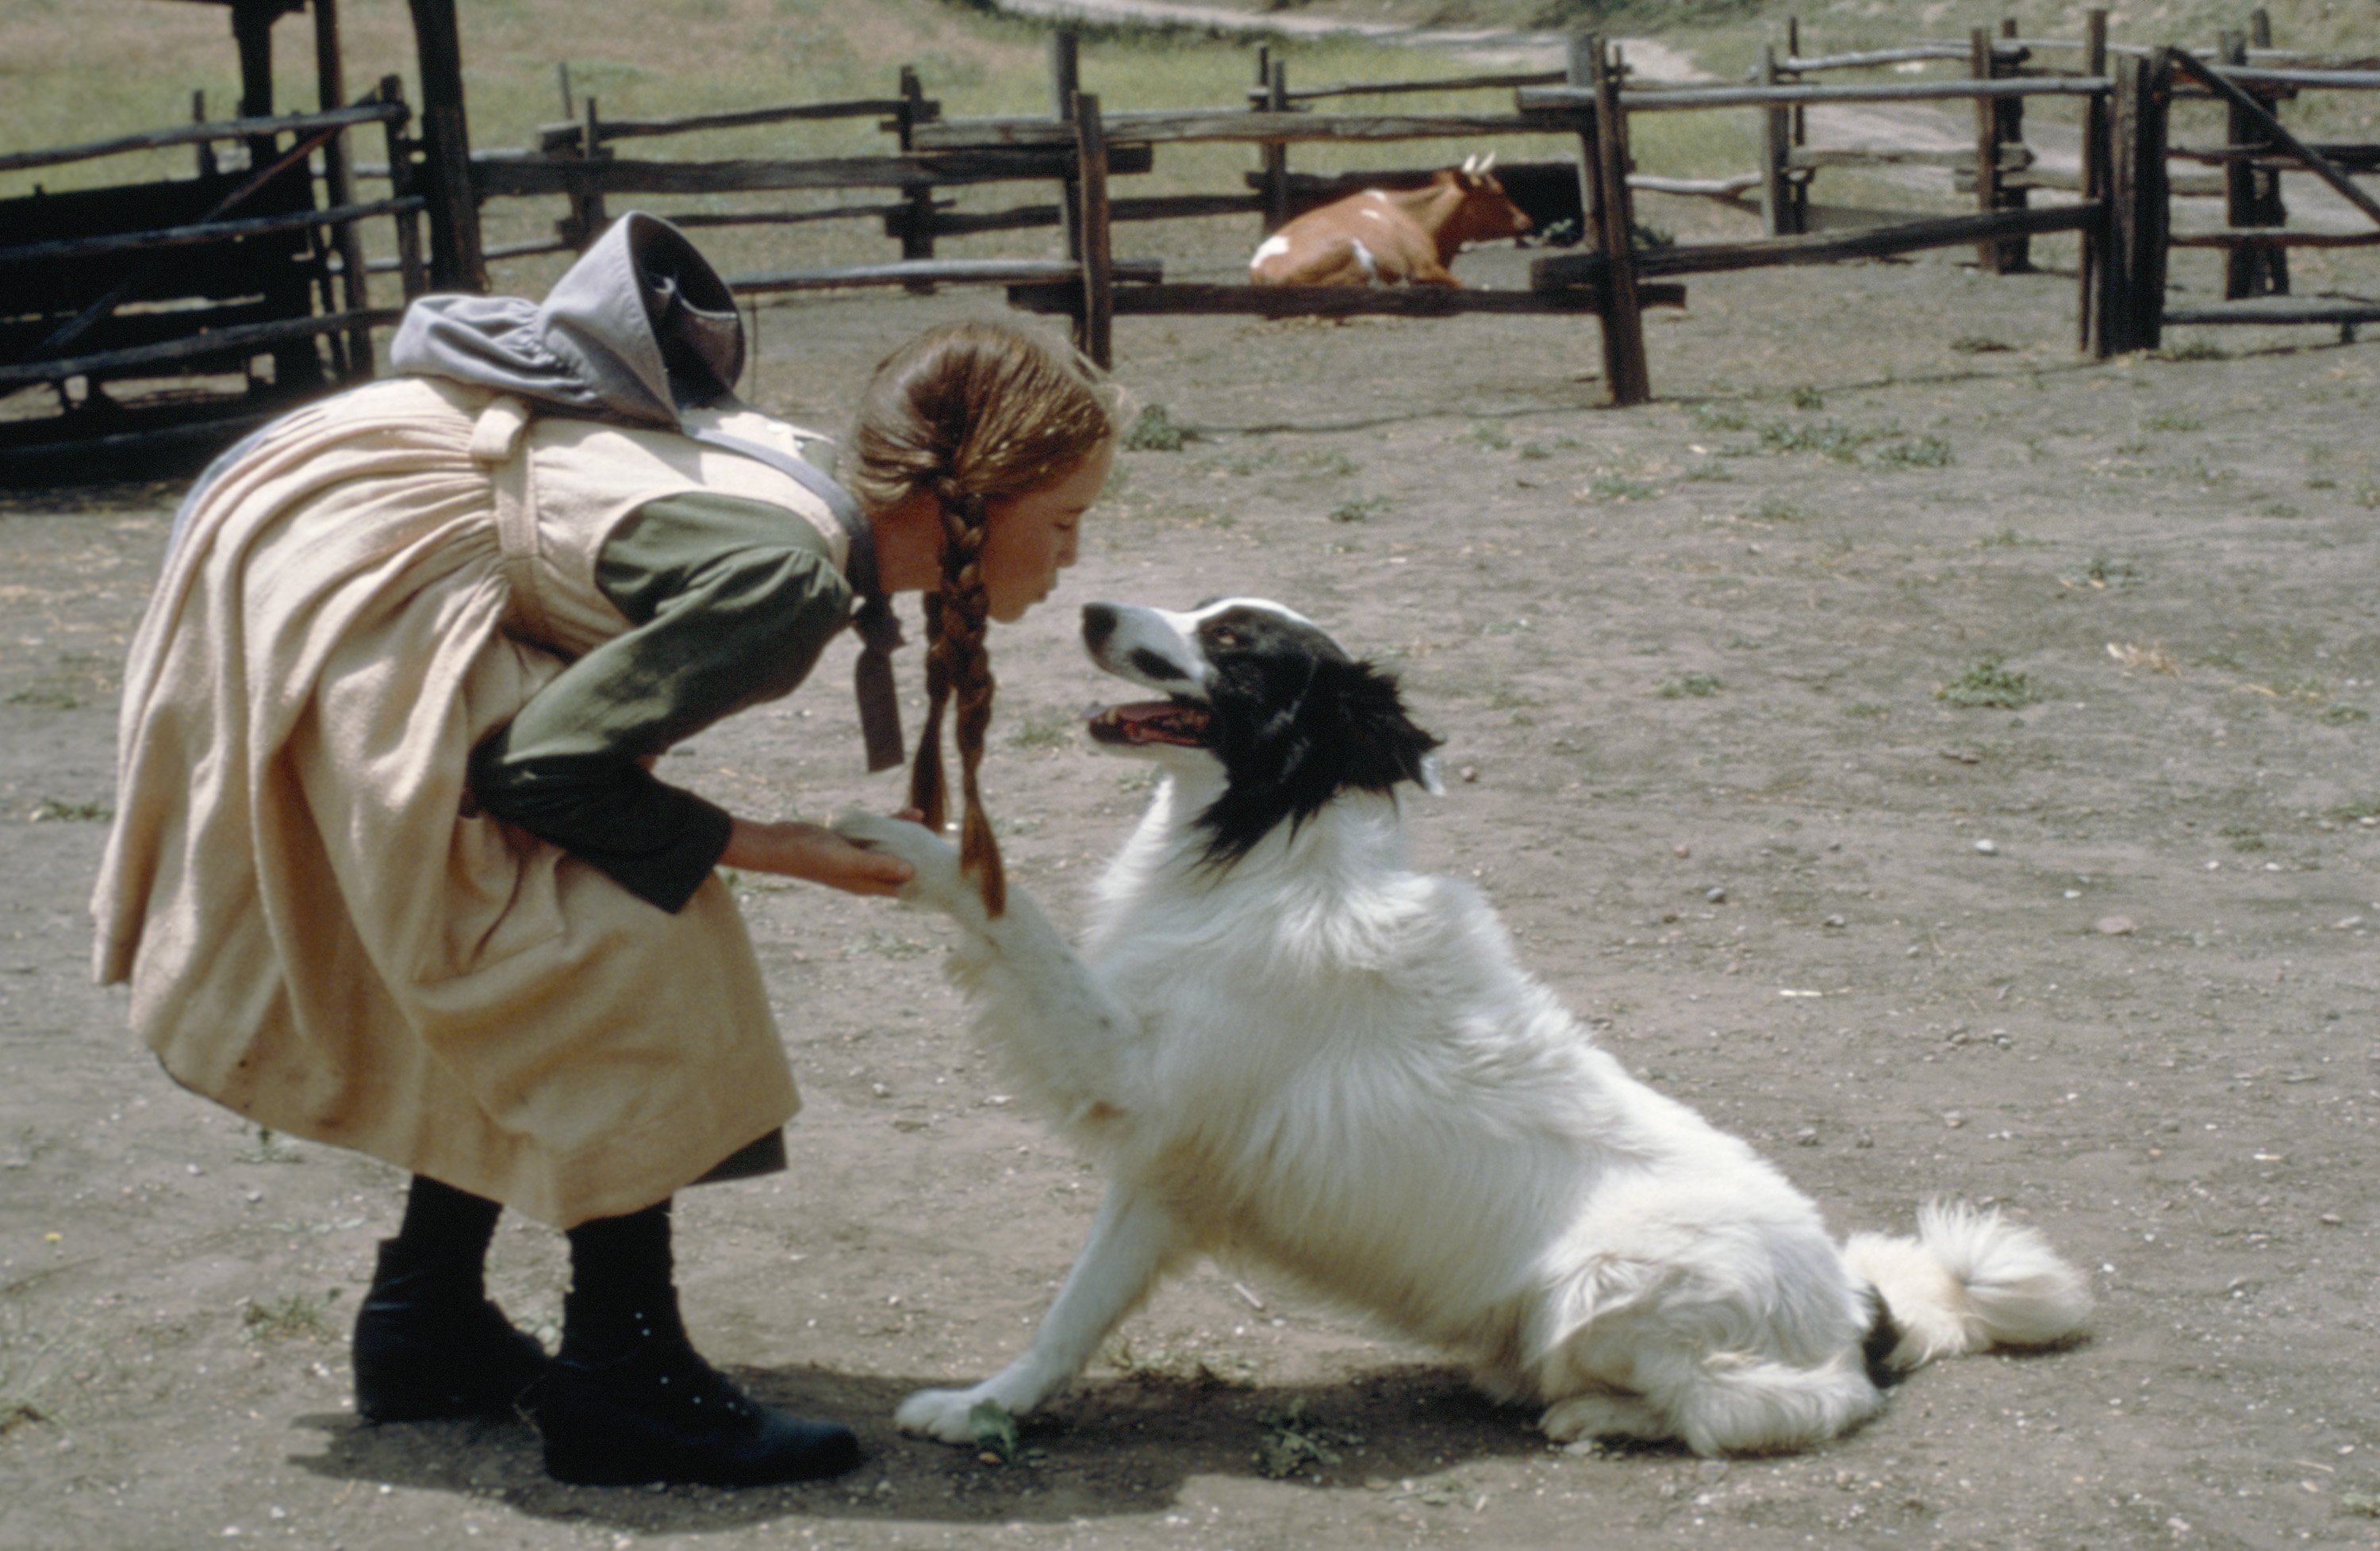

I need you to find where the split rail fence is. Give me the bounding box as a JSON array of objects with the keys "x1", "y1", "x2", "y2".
[{"x1": 8, "y1": 6, "x2": 2378, "y2": 481}]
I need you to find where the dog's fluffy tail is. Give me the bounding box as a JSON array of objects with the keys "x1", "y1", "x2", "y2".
[{"x1": 1842, "y1": 1201, "x2": 2091, "y2": 1373}]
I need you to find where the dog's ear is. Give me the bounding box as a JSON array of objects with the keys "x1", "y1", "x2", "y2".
[{"x1": 1319, "y1": 657, "x2": 1442, "y2": 795}]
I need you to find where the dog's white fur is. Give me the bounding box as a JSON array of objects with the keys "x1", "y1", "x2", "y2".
[{"x1": 837, "y1": 600, "x2": 2090, "y2": 1456}]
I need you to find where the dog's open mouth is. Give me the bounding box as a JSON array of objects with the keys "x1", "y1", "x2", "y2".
[{"x1": 1087, "y1": 700, "x2": 1211, "y2": 747}]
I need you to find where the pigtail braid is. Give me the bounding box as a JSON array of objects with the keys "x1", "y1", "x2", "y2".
[{"x1": 918, "y1": 477, "x2": 1004, "y2": 917}]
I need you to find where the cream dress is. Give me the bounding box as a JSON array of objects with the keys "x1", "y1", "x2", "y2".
[{"x1": 93, "y1": 374, "x2": 848, "y2": 1227}]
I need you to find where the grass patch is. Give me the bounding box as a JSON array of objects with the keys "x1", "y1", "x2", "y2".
[
  {"x1": 1009, "y1": 711, "x2": 1080, "y2": 749},
  {"x1": 29, "y1": 798, "x2": 111, "y2": 823},
  {"x1": 1327, "y1": 495, "x2": 1388, "y2": 524},
  {"x1": 1658, "y1": 673, "x2": 1724, "y2": 699},
  {"x1": 2320, "y1": 704, "x2": 2370, "y2": 725},
  {"x1": 1949, "y1": 336, "x2": 2013, "y2": 354},
  {"x1": 1122, "y1": 403, "x2": 1190, "y2": 452},
  {"x1": 1464, "y1": 424, "x2": 1512, "y2": 451},
  {"x1": 1583, "y1": 474, "x2": 1658, "y2": 502},
  {"x1": 1844, "y1": 702, "x2": 1890, "y2": 719},
  {"x1": 2143, "y1": 411, "x2": 2205, "y2": 432},
  {"x1": 1870, "y1": 434, "x2": 1954, "y2": 469},
  {"x1": 1937, "y1": 656, "x2": 2040, "y2": 709},
  {"x1": 1103, "y1": 1336, "x2": 1259, "y2": 1390},
  {"x1": 1253, "y1": 1399, "x2": 1361, "y2": 1480},
  {"x1": 241, "y1": 1289, "x2": 341, "y2": 1342}
]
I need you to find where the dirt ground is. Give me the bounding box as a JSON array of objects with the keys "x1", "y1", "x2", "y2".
[{"x1": 5, "y1": 226, "x2": 2380, "y2": 1551}]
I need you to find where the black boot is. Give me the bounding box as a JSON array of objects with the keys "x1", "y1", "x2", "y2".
[
  {"x1": 533, "y1": 1200, "x2": 860, "y2": 1487},
  {"x1": 351, "y1": 1177, "x2": 548, "y2": 1423}
]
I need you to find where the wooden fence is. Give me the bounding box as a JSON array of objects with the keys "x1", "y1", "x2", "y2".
[{"x1": 9, "y1": 6, "x2": 2377, "y2": 482}]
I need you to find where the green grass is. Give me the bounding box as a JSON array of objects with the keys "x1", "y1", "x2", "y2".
[
  {"x1": 240, "y1": 1289, "x2": 341, "y2": 1342},
  {"x1": 1937, "y1": 655, "x2": 2040, "y2": 709},
  {"x1": 1658, "y1": 672, "x2": 1724, "y2": 699},
  {"x1": 1121, "y1": 403, "x2": 1190, "y2": 452}
]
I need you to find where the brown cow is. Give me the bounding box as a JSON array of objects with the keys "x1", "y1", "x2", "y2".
[{"x1": 1248, "y1": 154, "x2": 1533, "y2": 288}]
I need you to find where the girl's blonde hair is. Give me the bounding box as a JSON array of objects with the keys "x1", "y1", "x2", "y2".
[{"x1": 847, "y1": 321, "x2": 1118, "y2": 917}]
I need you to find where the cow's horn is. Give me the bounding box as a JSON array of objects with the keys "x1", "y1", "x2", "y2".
[
  {"x1": 1478, "y1": 150, "x2": 1497, "y2": 174},
  {"x1": 1461, "y1": 153, "x2": 1480, "y2": 175}
]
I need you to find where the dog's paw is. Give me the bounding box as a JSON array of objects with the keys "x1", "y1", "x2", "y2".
[
  {"x1": 1539, "y1": 1392, "x2": 1672, "y2": 1445},
  {"x1": 833, "y1": 810, "x2": 974, "y2": 916},
  {"x1": 893, "y1": 1384, "x2": 1001, "y2": 1445}
]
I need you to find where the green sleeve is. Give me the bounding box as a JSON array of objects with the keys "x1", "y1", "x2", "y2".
[{"x1": 468, "y1": 491, "x2": 854, "y2": 912}]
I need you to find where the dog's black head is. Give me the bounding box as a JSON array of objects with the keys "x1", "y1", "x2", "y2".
[{"x1": 1080, "y1": 598, "x2": 1441, "y2": 866}]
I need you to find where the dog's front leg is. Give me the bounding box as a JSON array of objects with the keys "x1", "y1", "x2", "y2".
[{"x1": 896, "y1": 1184, "x2": 1184, "y2": 1444}]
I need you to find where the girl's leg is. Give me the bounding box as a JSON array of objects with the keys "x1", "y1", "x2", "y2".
[
  {"x1": 533, "y1": 1197, "x2": 860, "y2": 1487},
  {"x1": 351, "y1": 1175, "x2": 548, "y2": 1422}
]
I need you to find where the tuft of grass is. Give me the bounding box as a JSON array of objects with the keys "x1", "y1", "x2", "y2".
[
  {"x1": 1103, "y1": 1336, "x2": 1258, "y2": 1390},
  {"x1": 2320, "y1": 704, "x2": 2370, "y2": 725},
  {"x1": 1657, "y1": 673, "x2": 1723, "y2": 699},
  {"x1": 1949, "y1": 336, "x2": 2013, "y2": 354},
  {"x1": 1937, "y1": 656, "x2": 2040, "y2": 709},
  {"x1": 2143, "y1": 411, "x2": 2204, "y2": 432},
  {"x1": 1750, "y1": 497, "x2": 1806, "y2": 522},
  {"x1": 1253, "y1": 1399, "x2": 1361, "y2": 1480},
  {"x1": 1787, "y1": 384, "x2": 1825, "y2": 410},
  {"x1": 30, "y1": 798, "x2": 112, "y2": 823},
  {"x1": 2155, "y1": 338, "x2": 2231, "y2": 362},
  {"x1": 241, "y1": 1289, "x2": 341, "y2": 1342},
  {"x1": 1871, "y1": 434, "x2": 1953, "y2": 469},
  {"x1": 1122, "y1": 403, "x2": 1189, "y2": 452},
  {"x1": 968, "y1": 1398, "x2": 1035, "y2": 1465},
  {"x1": 1327, "y1": 495, "x2": 1388, "y2": 524},
  {"x1": 1583, "y1": 474, "x2": 1657, "y2": 502},
  {"x1": 1464, "y1": 424, "x2": 1512, "y2": 451},
  {"x1": 1844, "y1": 702, "x2": 1890, "y2": 719},
  {"x1": 1009, "y1": 712, "x2": 1079, "y2": 750}
]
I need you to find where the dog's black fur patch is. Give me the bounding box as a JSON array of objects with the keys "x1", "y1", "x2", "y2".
[
  {"x1": 1860, "y1": 1285, "x2": 1905, "y2": 1390},
  {"x1": 1189, "y1": 606, "x2": 1441, "y2": 866}
]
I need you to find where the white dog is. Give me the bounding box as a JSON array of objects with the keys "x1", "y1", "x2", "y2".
[{"x1": 837, "y1": 598, "x2": 2090, "y2": 1457}]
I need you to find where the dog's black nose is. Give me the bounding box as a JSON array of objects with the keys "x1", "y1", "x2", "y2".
[{"x1": 1082, "y1": 602, "x2": 1118, "y2": 649}]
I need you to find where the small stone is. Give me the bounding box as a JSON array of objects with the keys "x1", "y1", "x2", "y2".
[
  {"x1": 1943, "y1": 1112, "x2": 1966, "y2": 1129},
  {"x1": 1822, "y1": 914, "x2": 1847, "y2": 929},
  {"x1": 1706, "y1": 886, "x2": 1728, "y2": 904},
  {"x1": 2095, "y1": 915, "x2": 2136, "y2": 936},
  {"x1": 1673, "y1": 843, "x2": 1691, "y2": 858},
  {"x1": 1459, "y1": 766, "x2": 1479, "y2": 783},
  {"x1": 1974, "y1": 839, "x2": 1998, "y2": 855},
  {"x1": 2336, "y1": 916, "x2": 2367, "y2": 931}
]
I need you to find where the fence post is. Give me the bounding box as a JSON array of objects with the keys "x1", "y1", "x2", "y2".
[
  {"x1": 1969, "y1": 27, "x2": 2005, "y2": 273},
  {"x1": 1261, "y1": 60, "x2": 1292, "y2": 232},
  {"x1": 2221, "y1": 31, "x2": 2289, "y2": 298},
  {"x1": 407, "y1": 0, "x2": 486, "y2": 292},
  {"x1": 1050, "y1": 31, "x2": 1082, "y2": 263},
  {"x1": 2108, "y1": 50, "x2": 2171, "y2": 353},
  {"x1": 1997, "y1": 17, "x2": 2033, "y2": 271},
  {"x1": 1785, "y1": 15, "x2": 1806, "y2": 199},
  {"x1": 1758, "y1": 44, "x2": 1791, "y2": 239},
  {"x1": 1574, "y1": 36, "x2": 1649, "y2": 406},
  {"x1": 313, "y1": 0, "x2": 373, "y2": 380},
  {"x1": 896, "y1": 66, "x2": 938, "y2": 295},
  {"x1": 2080, "y1": 8, "x2": 2111, "y2": 355},
  {"x1": 378, "y1": 75, "x2": 428, "y2": 301},
  {"x1": 1070, "y1": 91, "x2": 1114, "y2": 370}
]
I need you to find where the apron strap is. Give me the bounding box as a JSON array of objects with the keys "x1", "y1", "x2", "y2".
[{"x1": 470, "y1": 396, "x2": 557, "y2": 649}]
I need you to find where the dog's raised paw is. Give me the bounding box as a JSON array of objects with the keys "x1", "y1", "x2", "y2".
[
  {"x1": 833, "y1": 810, "x2": 973, "y2": 911},
  {"x1": 894, "y1": 1384, "x2": 1000, "y2": 1445}
]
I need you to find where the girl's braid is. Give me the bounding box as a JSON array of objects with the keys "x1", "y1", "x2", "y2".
[{"x1": 908, "y1": 474, "x2": 1005, "y2": 916}]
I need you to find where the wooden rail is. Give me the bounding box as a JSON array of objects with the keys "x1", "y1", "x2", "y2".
[{"x1": 0, "y1": 101, "x2": 407, "y2": 177}]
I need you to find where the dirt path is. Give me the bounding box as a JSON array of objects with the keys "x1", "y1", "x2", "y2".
[{"x1": 8, "y1": 225, "x2": 2380, "y2": 1550}]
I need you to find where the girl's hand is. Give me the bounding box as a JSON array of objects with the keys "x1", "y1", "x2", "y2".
[{"x1": 721, "y1": 818, "x2": 916, "y2": 896}]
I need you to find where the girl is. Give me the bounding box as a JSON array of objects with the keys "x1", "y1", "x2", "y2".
[{"x1": 90, "y1": 215, "x2": 1118, "y2": 1487}]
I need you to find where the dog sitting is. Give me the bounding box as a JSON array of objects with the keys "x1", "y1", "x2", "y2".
[{"x1": 836, "y1": 597, "x2": 2090, "y2": 1457}]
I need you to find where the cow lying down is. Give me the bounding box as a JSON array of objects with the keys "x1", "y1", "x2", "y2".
[{"x1": 1250, "y1": 153, "x2": 1532, "y2": 287}]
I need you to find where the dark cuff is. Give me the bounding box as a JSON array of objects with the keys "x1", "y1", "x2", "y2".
[{"x1": 468, "y1": 733, "x2": 736, "y2": 913}]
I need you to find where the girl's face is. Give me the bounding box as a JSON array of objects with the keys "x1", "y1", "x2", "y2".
[{"x1": 979, "y1": 437, "x2": 1114, "y2": 624}]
